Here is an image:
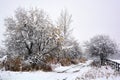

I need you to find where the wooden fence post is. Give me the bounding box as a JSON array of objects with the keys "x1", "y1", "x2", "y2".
[{"x1": 118, "y1": 64, "x2": 120, "y2": 71}]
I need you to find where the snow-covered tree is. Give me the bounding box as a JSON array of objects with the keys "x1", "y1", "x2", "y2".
[
  {"x1": 4, "y1": 8, "x2": 61, "y2": 61},
  {"x1": 0, "y1": 47, "x2": 6, "y2": 58},
  {"x1": 4, "y1": 8, "x2": 83, "y2": 69},
  {"x1": 63, "y1": 40, "x2": 82, "y2": 59},
  {"x1": 85, "y1": 35, "x2": 118, "y2": 58},
  {"x1": 57, "y1": 9, "x2": 72, "y2": 45},
  {"x1": 57, "y1": 10, "x2": 82, "y2": 61}
]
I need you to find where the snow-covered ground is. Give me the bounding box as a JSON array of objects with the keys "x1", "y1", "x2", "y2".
[
  {"x1": 79, "y1": 66, "x2": 120, "y2": 80},
  {"x1": 0, "y1": 60, "x2": 120, "y2": 80},
  {"x1": 0, "y1": 61, "x2": 92, "y2": 80}
]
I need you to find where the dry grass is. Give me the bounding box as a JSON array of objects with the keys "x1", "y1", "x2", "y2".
[
  {"x1": 40, "y1": 64, "x2": 52, "y2": 71},
  {"x1": 3, "y1": 56, "x2": 52, "y2": 71},
  {"x1": 4, "y1": 57, "x2": 21, "y2": 71},
  {"x1": 79, "y1": 57, "x2": 87, "y2": 63},
  {"x1": 21, "y1": 62, "x2": 52, "y2": 71},
  {"x1": 46, "y1": 57, "x2": 58, "y2": 64},
  {"x1": 71, "y1": 59, "x2": 79, "y2": 64},
  {"x1": 60, "y1": 58, "x2": 71, "y2": 66}
]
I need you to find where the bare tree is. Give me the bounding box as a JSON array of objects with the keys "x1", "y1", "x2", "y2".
[
  {"x1": 57, "y1": 10, "x2": 82, "y2": 62},
  {"x1": 57, "y1": 9, "x2": 72, "y2": 45}
]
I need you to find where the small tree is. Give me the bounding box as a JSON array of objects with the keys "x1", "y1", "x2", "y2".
[{"x1": 85, "y1": 35, "x2": 118, "y2": 59}]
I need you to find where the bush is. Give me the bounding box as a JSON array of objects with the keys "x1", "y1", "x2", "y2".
[
  {"x1": 90, "y1": 60, "x2": 101, "y2": 67},
  {"x1": 5, "y1": 56, "x2": 21, "y2": 71},
  {"x1": 40, "y1": 64, "x2": 52, "y2": 71}
]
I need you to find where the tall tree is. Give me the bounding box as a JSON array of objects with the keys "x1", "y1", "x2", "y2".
[
  {"x1": 57, "y1": 10, "x2": 82, "y2": 61},
  {"x1": 57, "y1": 10, "x2": 72, "y2": 45}
]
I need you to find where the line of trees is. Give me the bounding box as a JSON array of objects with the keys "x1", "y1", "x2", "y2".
[{"x1": 0, "y1": 8, "x2": 82, "y2": 71}]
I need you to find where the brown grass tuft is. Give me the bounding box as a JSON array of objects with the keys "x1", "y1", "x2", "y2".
[{"x1": 79, "y1": 57, "x2": 87, "y2": 63}]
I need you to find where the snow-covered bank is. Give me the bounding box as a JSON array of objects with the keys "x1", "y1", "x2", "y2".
[
  {"x1": 0, "y1": 60, "x2": 120, "y2": 80},
  {"x1": 0, "y1": 71, "x2": 78, "y2": 80},
  {"x1": 0, "y1": 68, "x2": 92, "y2": 80}
]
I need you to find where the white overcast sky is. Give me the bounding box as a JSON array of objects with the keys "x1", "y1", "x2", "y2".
[{"x1": 0, "y1": 0, "x2": 120, "y2": 45}]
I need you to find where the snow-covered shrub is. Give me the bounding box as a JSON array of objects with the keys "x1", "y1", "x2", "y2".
[
  {"x1": 57, "y1": 10, "x2": 83, "y2": 65},
  {"x1": 60, "y1": 39, "x2": 82, "y2": 66},
  {"x1": 20, "y1": 60, "x2": 33, "y2": 71}
]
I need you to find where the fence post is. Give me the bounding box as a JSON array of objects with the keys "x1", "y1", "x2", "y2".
[
  {"x1": 118, "y1": 64, "x2": 120, "y2": 71},
  {"x1": 116, "y1": 62, "x2": 117, "y2": 71}
]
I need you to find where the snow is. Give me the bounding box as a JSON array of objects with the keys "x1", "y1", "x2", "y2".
[
  {"x1": 0, "y1": 61, "x2": 91, "y2": 80},
  {"x1": 111, "y1": 60, "x2": 120, "y2": 64},
  {"x1": 0, "y1": 55, "x2": 7, "y2": 63},
  {"x1": 77, "y1": 65, "x2": 120, "y2": 80},
  {"x1": 0, "y1": 68, "x2": 89, "y2": 80},
  {"x1": 62, "y1": 46, "x2": 73, "y2": 49},
  {"x1": 0, "y1": 60, "x2": 120, "y2": 80}
]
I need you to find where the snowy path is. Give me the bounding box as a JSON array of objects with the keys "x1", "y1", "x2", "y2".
[{"x1": 54, "y1": 62, "x2": 89, "y2": 73}]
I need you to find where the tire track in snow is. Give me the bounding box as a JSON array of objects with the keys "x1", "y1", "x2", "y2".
[{"x1": 56, "y1": 63, "x2": 89, "y2": 73}]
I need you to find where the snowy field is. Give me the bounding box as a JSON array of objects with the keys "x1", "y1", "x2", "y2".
[{"x1": 0, "y1": 60, "x2": 120, "y2": 80}]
